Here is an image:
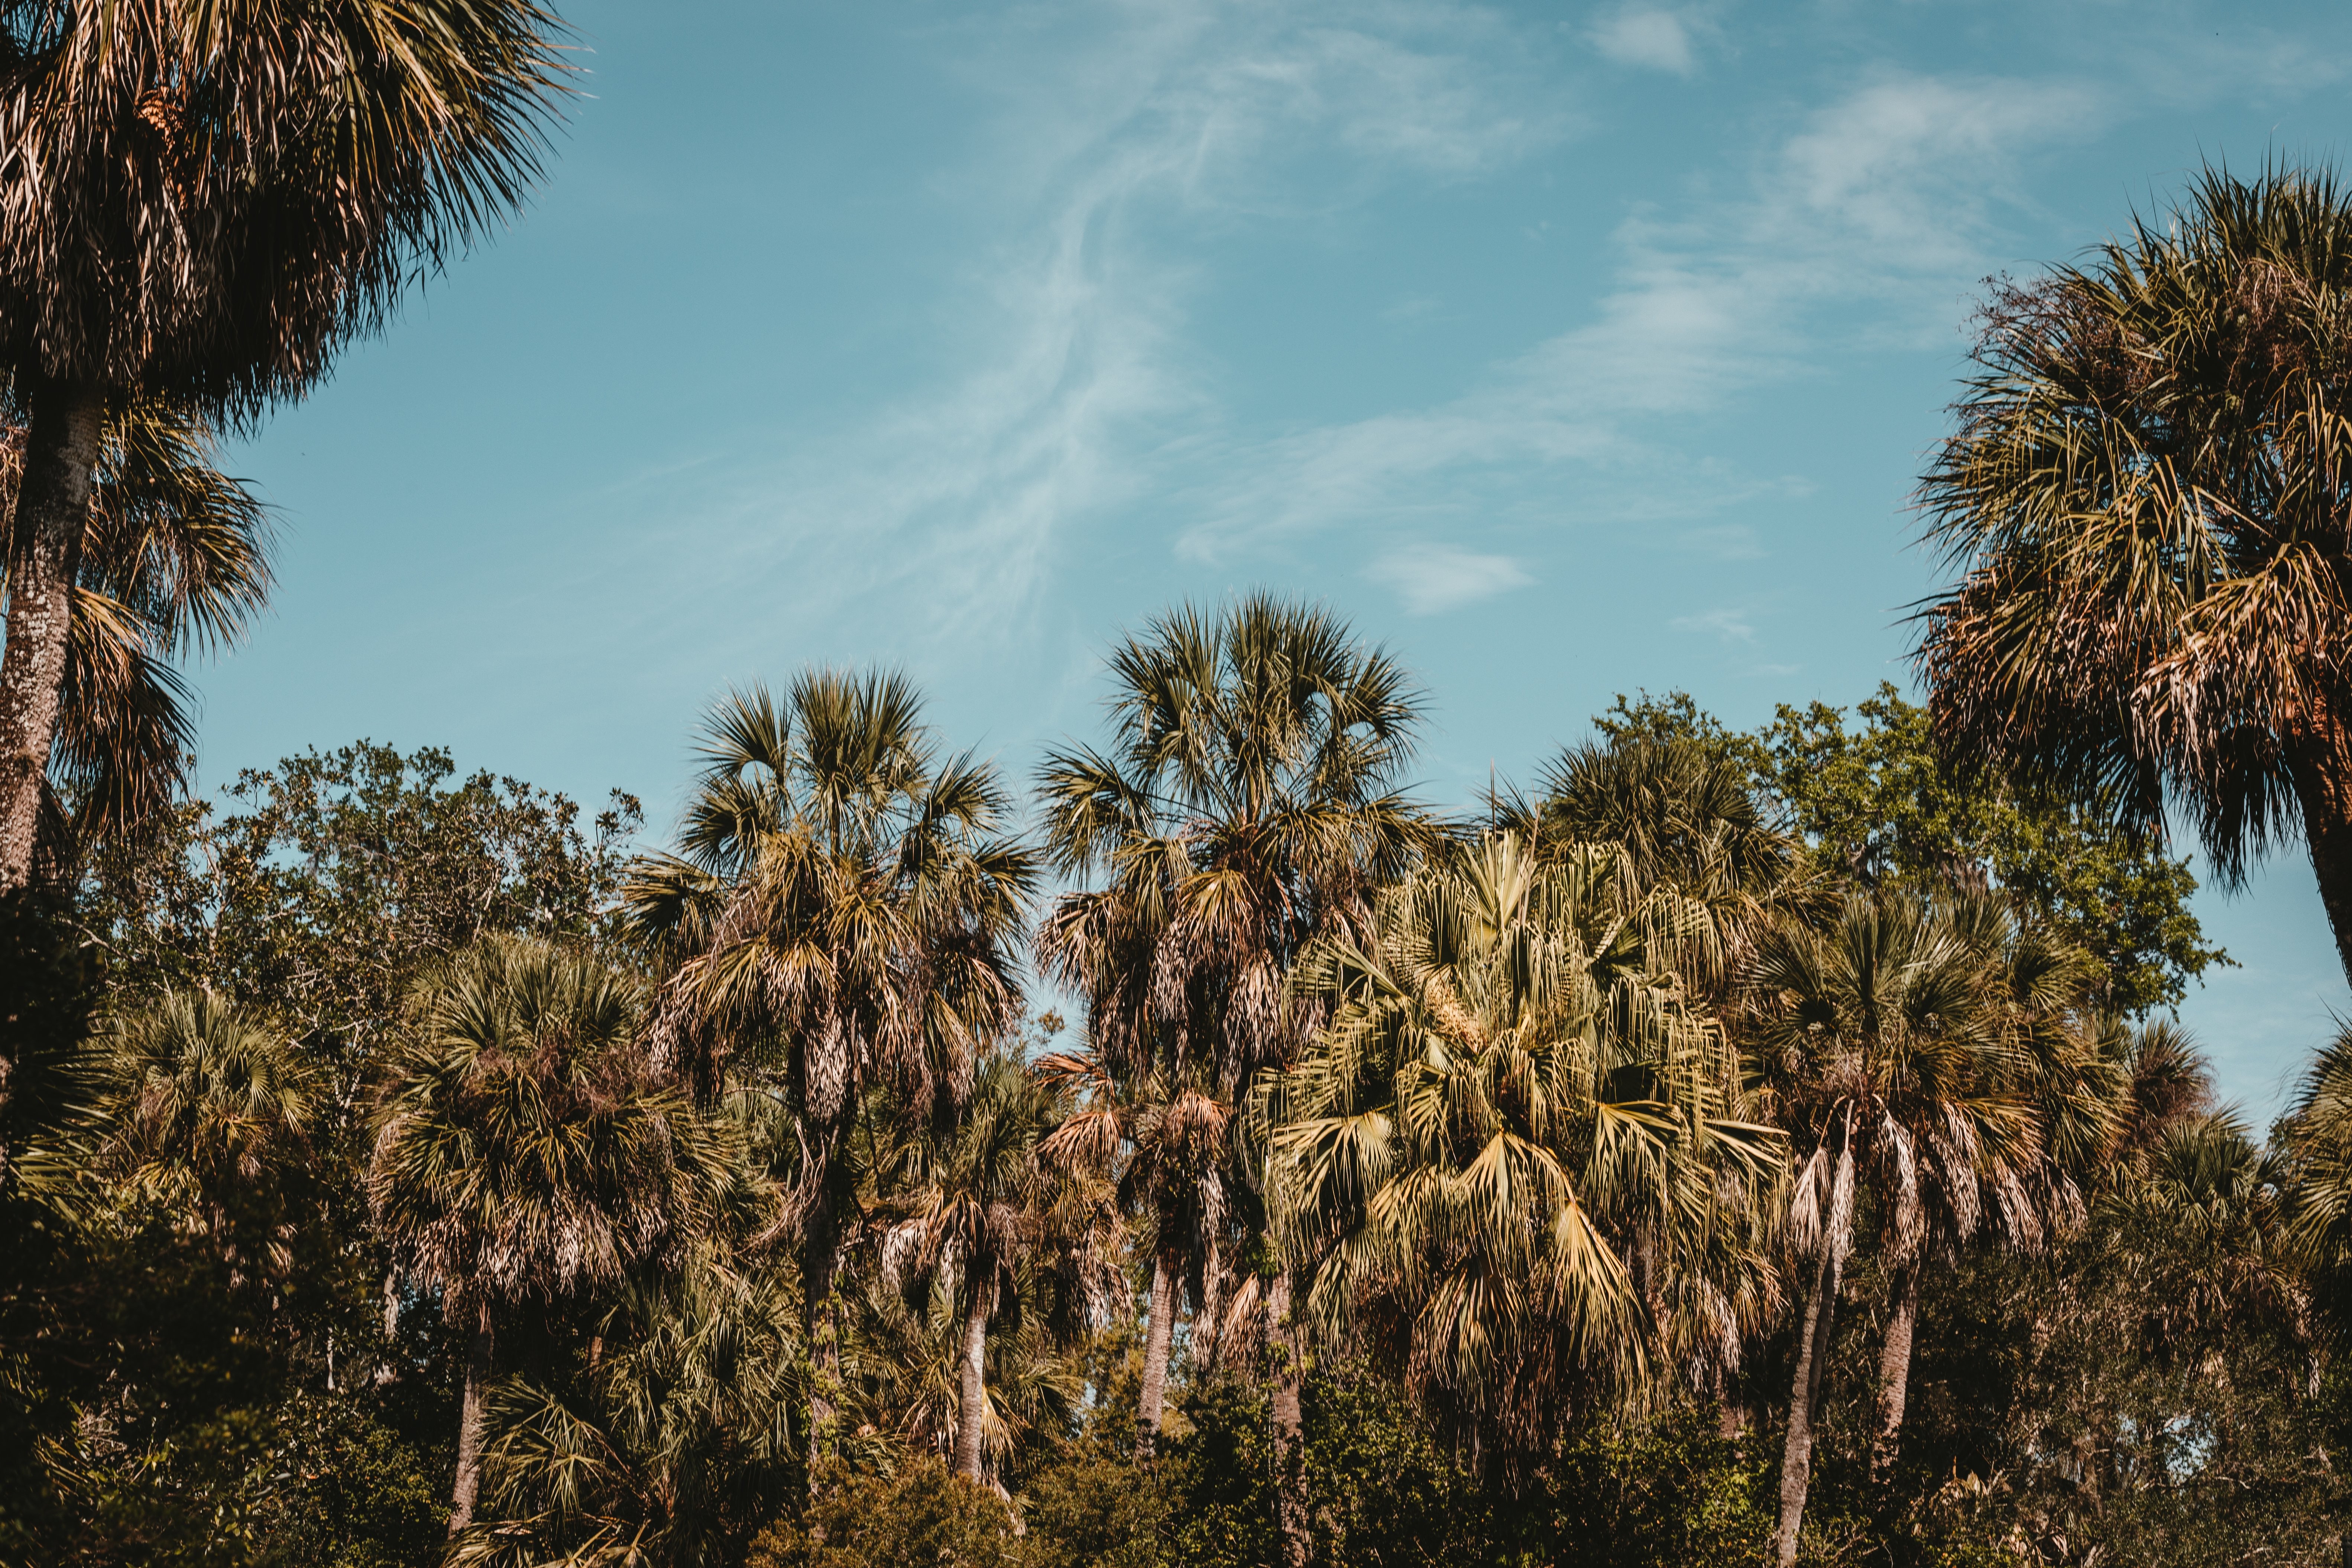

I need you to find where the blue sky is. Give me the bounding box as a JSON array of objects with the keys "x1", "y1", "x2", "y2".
[{"x1": 204, "y1": 0, "x2": 2352, "y2": 1115}]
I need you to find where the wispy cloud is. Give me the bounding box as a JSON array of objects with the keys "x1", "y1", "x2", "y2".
[
  {"x1": 694, "y1": 1, "x2": 1568, "y2": 647},
  {"x1": 1590, "y1": 9, "x2": 1696, "y2": 75},
  {"x1": 1367, "y1": 542, "x2": 1535, "y2": 615},
  {"x1": 1672, "y1": 608, "x2": 1756, "y2": 644},
  {"x1": 1176, "y1": 68, "x2": 2105, "y2": 560}
]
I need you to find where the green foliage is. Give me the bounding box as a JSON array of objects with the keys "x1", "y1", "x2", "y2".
[
  {"x1": 1754, "y1": 685, "x2": 2223, "y2": 1013},
  {"x1": 82, "y1": 741, "x2": 641, "y2": 1088},
  {"x1": 1597, "y1": 686, "x2": 2225, "y2": 1013},
  {"x1": 745, "y1": 1457, "x2": 1025, "y2": 1568}
]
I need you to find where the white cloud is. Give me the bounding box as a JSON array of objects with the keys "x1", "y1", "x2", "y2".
[
  {"x1": 1590, "y1": 9, "x2": 1695, "y2": 76},
  {"x1": 1671, "y1": 608, "x2": 1756, "y2": 644},
  {"x1": 1366, "y1": 542, "x2": 1535, "y2": 615}
]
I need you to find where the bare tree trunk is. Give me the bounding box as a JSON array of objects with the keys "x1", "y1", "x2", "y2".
[
  {"x1": 1872, "y1": 1266, "x2": 1920, "y2": 1481},
  {"x1": 0, "y1": 378, "x2": 103, "y2": 891},
  {"x1": 449, "y1": 1311, "x2": 493, "y2": 1535},
  {"x1": 2290, "y1": 740, "x2": 2352, "y2": 991},
  {"x1": 1134, "y1": 1251, "x2": 1178, "y2": 1465},
  {"x1": 1775, "y1": 1244, "x2": 1844, "y2": 1567},
  {"x1": 1268, "y1": 1269, "x2": 1309, "y2": 1568},
  {"x1": 953, "y1": 1268, "x2": 992, "y2": 1482}
]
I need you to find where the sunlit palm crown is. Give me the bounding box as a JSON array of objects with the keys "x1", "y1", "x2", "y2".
[
  {"x1": 1748, "y1": 892, "x2": 2102, "y2": 1271},
  {"x1": 1036, "y1": 594, "x2": 1436, "y2": 1099},
  {"x1": 622, "y1": 670, "x2": 1036, "y2": 1122},
  {"x1": 0, "y1": 0, "x2": 567, "y2": 408},
  {"x1": 1917, "y1": 165, "x2": 2352, "y2": 892},
  {"x1": 2, "y1": 394, "x2": 270, "y2": 844},
  {"x1": 367, "y1": 937, "x2": 737, "y2": 1318},
  {"x1": 1266, "y1": 830, "x2": 1781, "y2": 1455},
  {"x1": 1532, "y1": 735, "x2": 1802, "y2": 997}
]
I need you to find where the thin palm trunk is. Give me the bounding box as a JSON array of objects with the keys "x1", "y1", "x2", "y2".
[
  {"x1": 449, "y1": 1311, "x2": 494, "y2": 1535},
  {"x1": 1775, "y1": 1244, "x2": 1843, "y2": 1568},
  {"x1": 0, "y1": 379, "x2": 103, "y2": 889},
  {"x1": 1872, "y1": 1265, "x2": 1921, "y2": 1480},
  {"x1": 1269, "y1": 1268, "x2": 1309, "y2": 1568},
  {"x1": 802, "y1": 1149, "x2": 848, "y2": 1478},
  {"x1": 1134, "y1": 1250, "x2": 1178, "y2": 1465},
  {"x1": 953, "y1": 1267, "x2": 992, "y2": 1483},
  {"x1": 2289, "y1": 740, "x2": 2352, "y2": 991}
]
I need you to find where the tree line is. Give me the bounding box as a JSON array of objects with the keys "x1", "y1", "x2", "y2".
[
  {"x1": 1, "y1": 597, "x2": 2347, "y2": 1565},
  {"x1": 3, "y1": 4, "x2": 2352, "y2": 1562}
]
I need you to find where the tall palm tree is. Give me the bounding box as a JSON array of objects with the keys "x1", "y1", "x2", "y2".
[
  {"x1": 1035, "y1": 1040, "x2": 1231, "y2": 1465},
  {"x1": 367, "y1": 937, "x2": 742, "y2": 1533},
  {"x1": 873, "y1": 1044, "x2": 1093, "y2": 1483},
  {"x1": 2, "y1": 391, "x2": 271, "y2": 866},
  {"x1": 1268, "y1": 831, "x2": 1781, "y2": 1462},
  {"x1": 621, "y1": 673, "x2": 1034, "y2": 1469},
  {"x1": 0, "y1": 0, "x2": 570, "y2": 888},
  {"x1": 1034, "y1": 593, "x2": 1435, "y2": 1517},
  {"x1": 1747, "y1": 892, "x2": 2062, "y2": 1565},
  {"x1": 1915, "y1": 162, "x2": 2352, "y2": 988}
]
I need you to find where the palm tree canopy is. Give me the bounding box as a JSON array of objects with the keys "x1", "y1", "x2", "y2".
[
  {"x1": 1267, "y1": 831, "x2": 1781, "y2": 1455},
  {"x1": 624, "y1": 670, "x2": 1036, "y2": 1123},
  {"x1": 95, "y1": 987, "x2": 317, "y2": 1280},
  {"x1": 1037, "y1": 593, "x2": 1435, "y2": 1098},
  {"x1": 2283, "y1": 1024, "x2": 2352, "y2": 1275},
  {"x1": 0, "y1": 0, "x2": 569, "y2": 411},
  {"x1": 367, "y1": 936, "x2": 742, "y2": 1319},
  {"x1": 1749, "y1": 891, "x2": 2095, "y2": 1269},
  {"x1": 1915, "y1": 163, "x2": 2352, "y2": 910}
]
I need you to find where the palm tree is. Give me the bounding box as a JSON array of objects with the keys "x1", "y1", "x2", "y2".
[
  {"x1": 1865, "y1": 894, "x2": 2115, "y2": 1480},
  {"x1": 1747, "y1": 892, "x2": 2063, "y2": 1565},
  {"x1": 0, "y1": 0, "x2": 569, "y2": 888},
  {"x1": 1034, "y1": 593, "x2": 1434, "y2": 1523},
  {"x1": 2283, "y1": 1024, "x2": 2352, "y2": 1279},
  {"x1": 1268, "y1": 831, "x2": 1781, "y2": 1462},
  {"x1": 621, "y1": 674, "x2": 1034, "y2": 1469},
  {"x1": 94, "y1": 988, "x2": 317, "y2": 1286},
  {"x1": 1535, "y1": 732, "x2": 1798, "y2": 996},
  {"x1": 873, "y1": 1045, "x2": 1081, "y2": 1483},
  {"x1": 450, "y1": 1249, "x2": 800, "y2": 1568},
  {"x1": 367, "y1": 937, "x2": 742, "y2": 1533},
  {"x1": 1915, "y1": 162, "x2": 2352, "y2": 988},
  {"x1": 1035, "y1": 1040, "x2": 1231, "y2": 1465},
  {"x1": 2, "y1": 392, "x2": 272, "y2": 868}
]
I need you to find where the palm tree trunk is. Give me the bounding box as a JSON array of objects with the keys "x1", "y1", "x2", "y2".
[
  {"x1": 1134, "y1": 1250, "x2": 1178, "y2": 1466},
  {"x1": 0, "y1": 378, "x2": 103, "y2": 891},
  {"x1": 2290, "y1": 741, "x2": 2352, "y2": 991},
  {"x1": 1774, "y1": 1243, "x2": 1844, "y2": 1568},
  {"x1": 803, "y1": 1149, "x2": 849, "y2": 1480},
  {"x1": 1268, "y1": 1268, "x2": 1309, "y2": 1568},
  {"x1": 449, "y1": 1311, "x2": 494, "y2": 1535},
  {"x1": 953, "y1": 1269, "x2": 992, "y2": 1483},
  {"x1": 1871, "y1": 1265, "x2": 1920, "y2": 1480}
]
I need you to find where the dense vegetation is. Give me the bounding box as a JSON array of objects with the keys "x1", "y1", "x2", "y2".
[{"x1": 3, "y1": 7, "x2": 2352, "y2": 1562}]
